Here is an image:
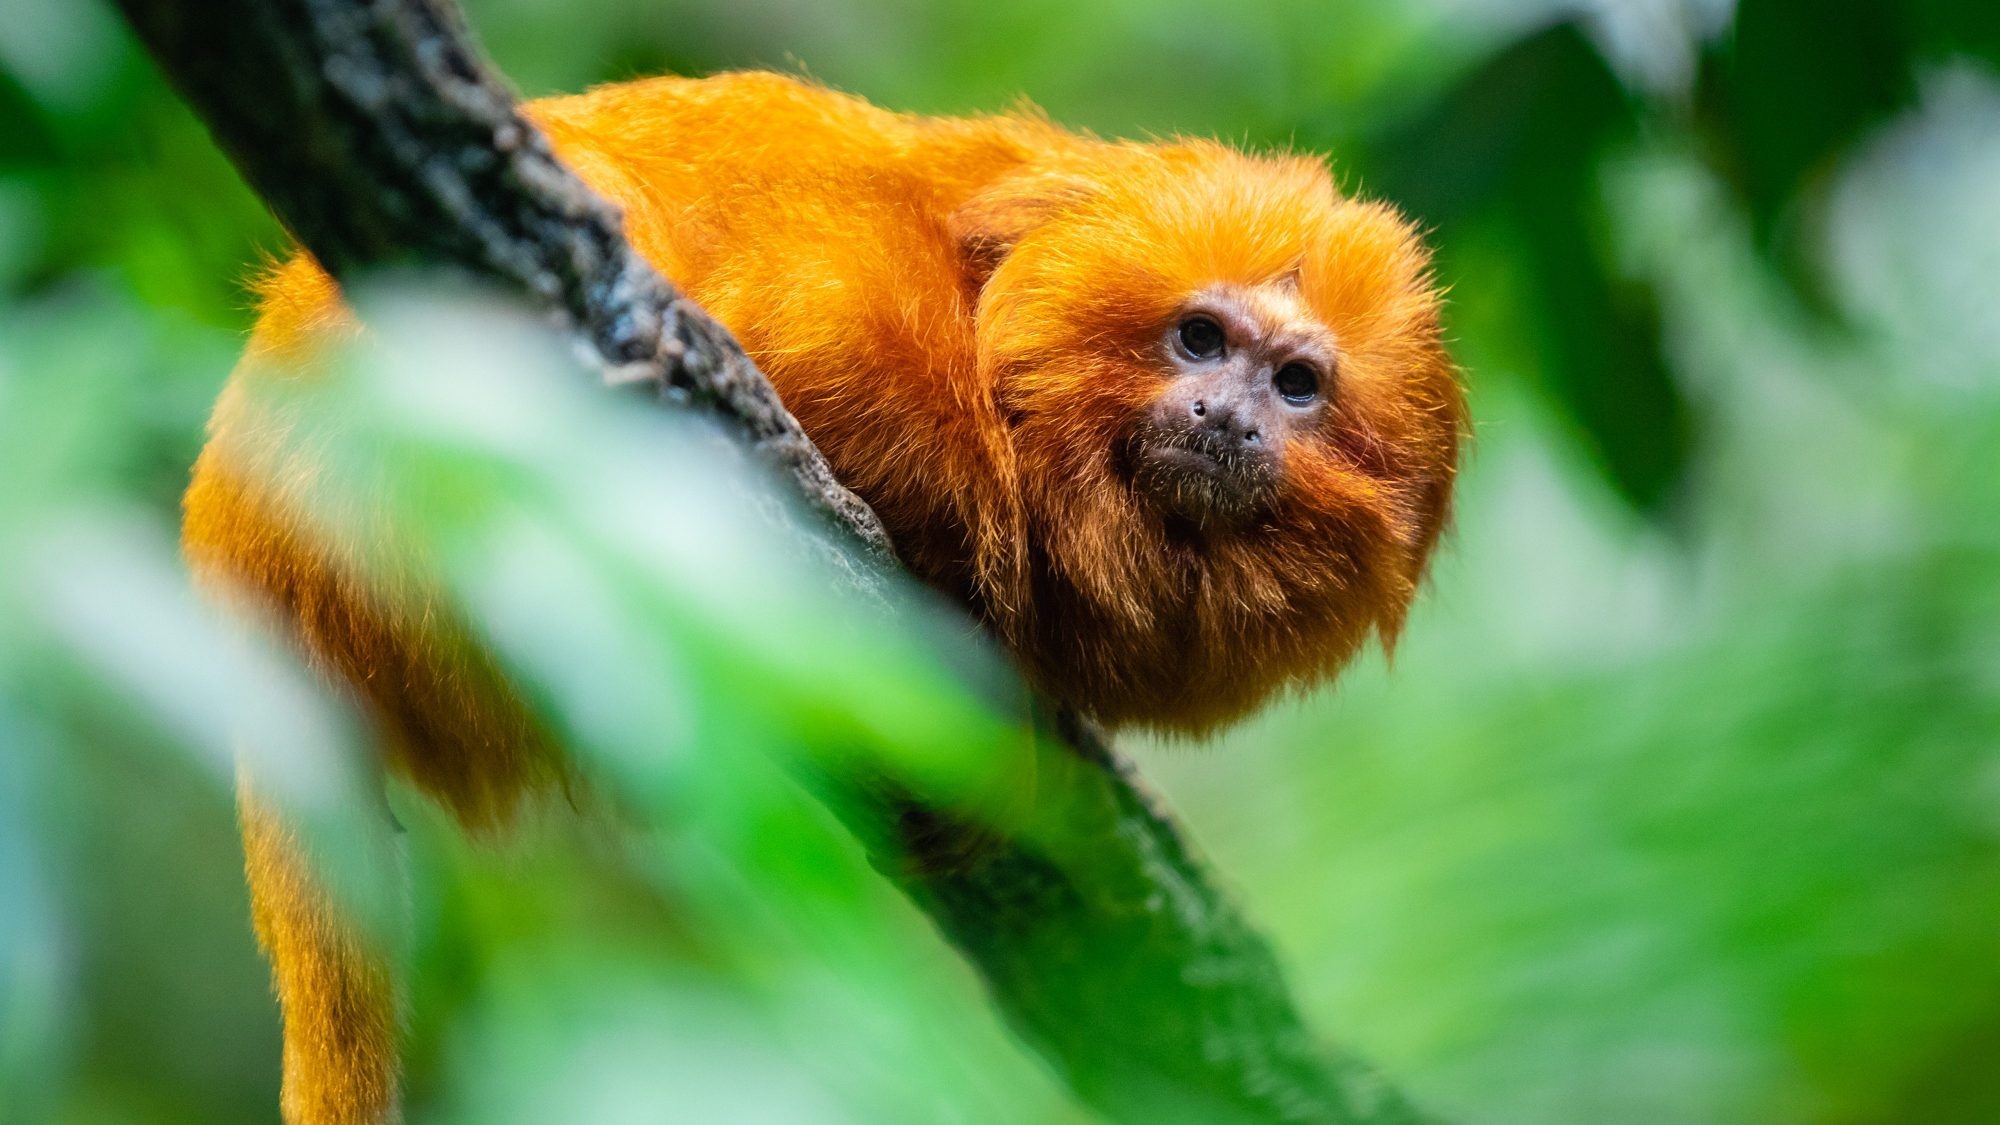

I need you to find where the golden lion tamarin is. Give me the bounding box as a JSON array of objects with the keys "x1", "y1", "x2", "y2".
[{"x1": 183, "y1": 71, "x2": 1462, "y2": 1123}]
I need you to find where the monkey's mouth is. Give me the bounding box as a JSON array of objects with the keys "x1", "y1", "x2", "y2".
[{"x1": 1120, "y1": 429, "x2": 1277, "y2": 528}]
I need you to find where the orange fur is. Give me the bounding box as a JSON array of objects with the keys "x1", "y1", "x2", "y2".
[
  {"x1": 239, "y1": 787, "x2": 402, "y2": 1125},
  {"x1": 183, "y1": 72, "x2": 1462, "y2": 1123}
]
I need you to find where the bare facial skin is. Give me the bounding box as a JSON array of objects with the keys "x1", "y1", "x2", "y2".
[{"x1": 1123, "y1": 280, "x2": 1338, "y2": 529}]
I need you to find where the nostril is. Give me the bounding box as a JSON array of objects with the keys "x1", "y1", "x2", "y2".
[
  {"x1": 1191, "y1": 400, "x2": 1206, "y2": 417},
  {"x1": 1243, "y1": 429, "x2": 1260, "y2": 446}
]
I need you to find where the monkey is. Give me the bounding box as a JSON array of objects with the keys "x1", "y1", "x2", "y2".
[{"x1": 181, "y1": 71, "x2": 1463, "y2": 1123}]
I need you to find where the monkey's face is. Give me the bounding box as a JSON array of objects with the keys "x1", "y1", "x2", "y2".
[
  {"x1": 963, "y1": 142, "x2": 1464, "y2": 732},
  {"x1": 1121, "y1": 280, "x2": 1333, "y2": 530}
]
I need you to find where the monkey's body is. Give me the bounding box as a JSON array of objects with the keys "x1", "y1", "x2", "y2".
[{"x1": 185, "y1": 72, "x2": 1461, "y2": 1123}]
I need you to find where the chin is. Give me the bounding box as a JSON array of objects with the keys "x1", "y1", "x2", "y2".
[{"x1": 1123, "y1": 431, "x2": 1279, "y2": 534}]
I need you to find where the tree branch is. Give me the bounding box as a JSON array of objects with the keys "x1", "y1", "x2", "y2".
[{"x1": 110, "y1": 1, "x2": 1435, "y2": 1121}]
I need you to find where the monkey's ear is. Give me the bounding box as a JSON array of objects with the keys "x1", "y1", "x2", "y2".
[{"x1": 950, "y1": 171, "x2": 1097, "y2": 290}]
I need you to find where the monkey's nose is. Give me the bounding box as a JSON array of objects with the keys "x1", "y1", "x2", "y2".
[{"x1": 1190, "y1": 398, "x2": 1262, "y2": 450}]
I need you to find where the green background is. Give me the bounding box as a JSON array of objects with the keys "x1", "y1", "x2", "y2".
[{"x1": 3, "y1": 1, "x2": 1998, "y2": 1122}]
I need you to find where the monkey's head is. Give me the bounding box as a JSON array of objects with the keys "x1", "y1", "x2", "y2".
[{"x1": 956, "y1": 140, "x2": 1464, "y2": 734}]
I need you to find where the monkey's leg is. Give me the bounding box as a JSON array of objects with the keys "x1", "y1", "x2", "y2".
[
  {"x1": 187, "y1": 453, "x2": 556, "y2": 1122},
  {"x1": 240, "y1": 785, "x2": 404, "y2": 1125}
]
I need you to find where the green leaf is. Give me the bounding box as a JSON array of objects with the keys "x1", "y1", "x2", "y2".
[
  {"x1": 1698, "y1": 0, "x2": 1914, "y2": 253},
  {"x1": 1371, "y1": 23, "x2": 1690, "y2": 512},
  {"x1": 0, "y1": 64, "x2": 60, "y2": 170}
]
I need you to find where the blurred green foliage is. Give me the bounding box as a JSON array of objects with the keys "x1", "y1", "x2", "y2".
[{"x1": 3, "y1": 1, "x2": 2000, "y2": 1122}]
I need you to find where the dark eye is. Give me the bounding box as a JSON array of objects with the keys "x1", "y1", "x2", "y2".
[
  {"x1": 1274, "y1": 362, "x2": 1319, "y2": 404},
  {"x1": 1177, "y1": 316, "x2": 1226, "y2": 360}
]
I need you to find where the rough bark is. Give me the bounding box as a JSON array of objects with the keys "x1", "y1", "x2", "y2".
[
  {"x1": 115, "y1": 0, "x2": 891, "y2": 585},
  {"x1": 110, "y1": 1, "x2": 1435, "y2": 1121}
]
